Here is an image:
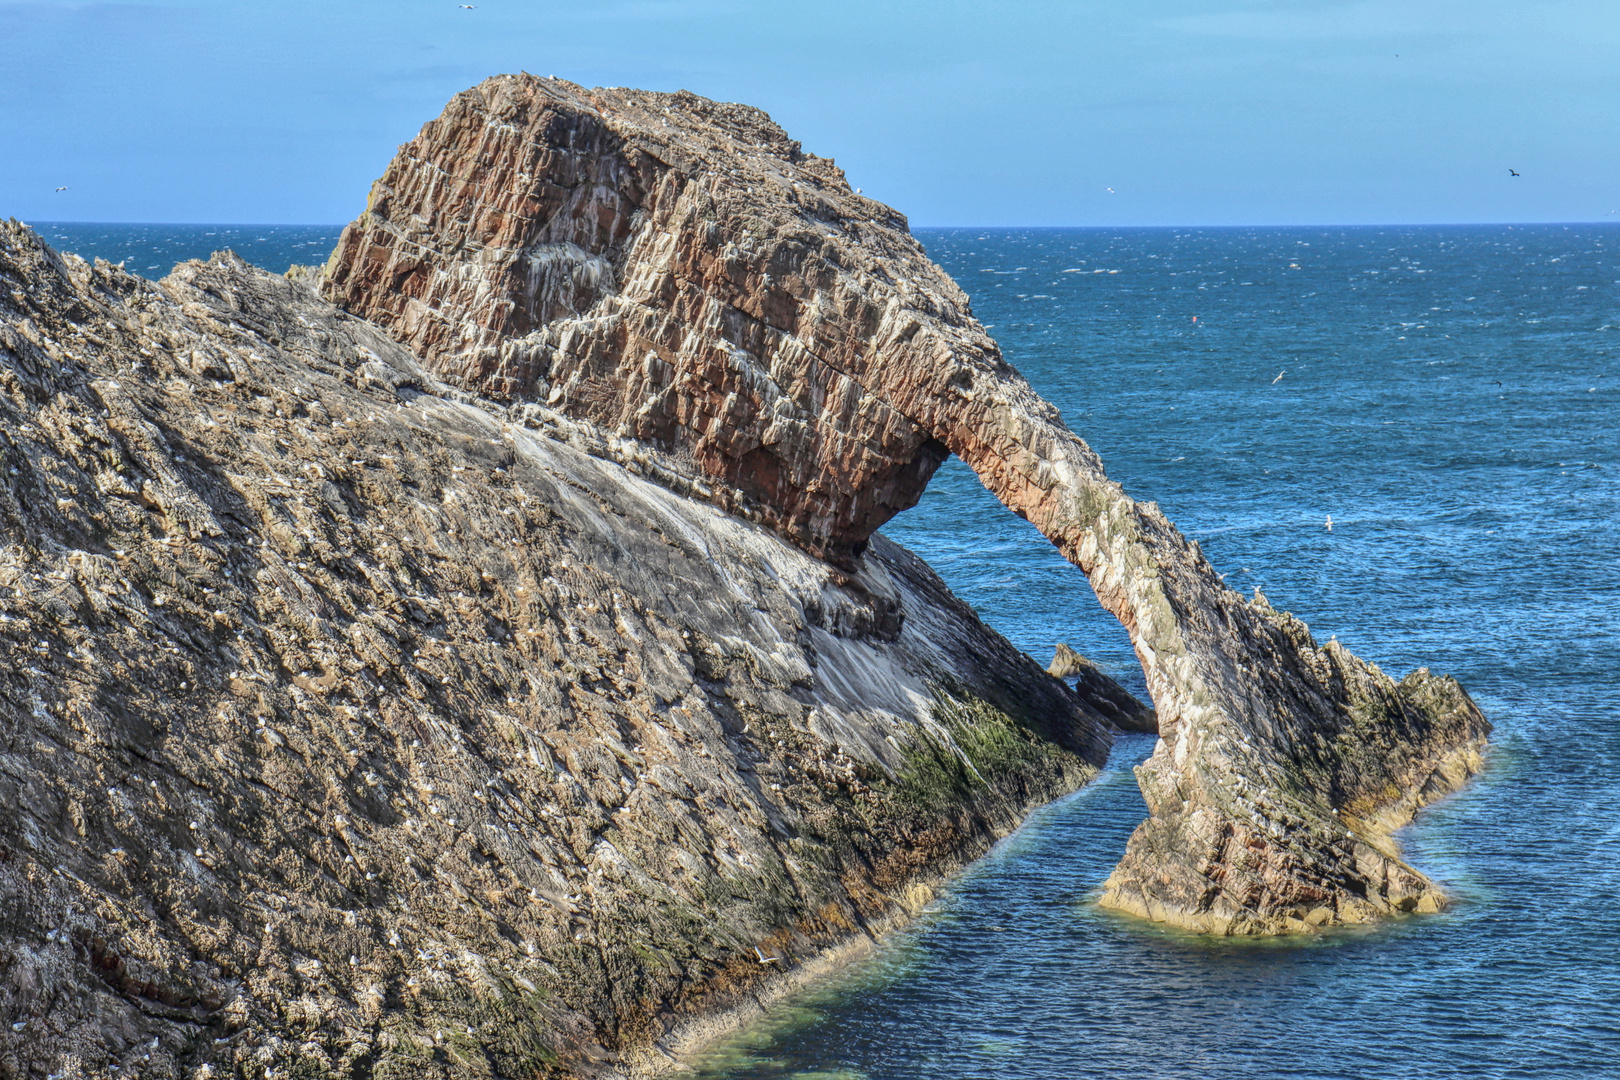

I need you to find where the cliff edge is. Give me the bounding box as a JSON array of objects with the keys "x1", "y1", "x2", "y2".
[{"x1": 323, "y1": 74, "x2": 1490, "y2": 937}]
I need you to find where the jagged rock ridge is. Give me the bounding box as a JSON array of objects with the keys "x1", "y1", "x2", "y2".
[
  {"x1": 1047, "y1": 643, "x2": 1155, "y2": 734},
  {"x1": 322, "y1": 78, "x2": 952, "y2": 565},
  {"x1": 324, "y1": 74, "x2": 1490, "y2": 937},
  {"x1": 0, "y1": 222, "x2": 1111, "y2": 1078}
]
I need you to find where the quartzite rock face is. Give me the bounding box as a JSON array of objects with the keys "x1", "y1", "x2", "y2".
[
  {"x1": 0, "y1": 222, "x2": 1110, "y2": 1079},
  {"x1": 325, "y1": 74, "x2": 1490, "y2": 937}
]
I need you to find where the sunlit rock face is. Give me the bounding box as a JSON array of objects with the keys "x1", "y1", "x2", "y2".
[
  {"x1": 326, "y1": 75, "x2": 1491, "y2": 941},
  {"x1": 323, "y1": 75, "x2": 960, "y2": 564}
]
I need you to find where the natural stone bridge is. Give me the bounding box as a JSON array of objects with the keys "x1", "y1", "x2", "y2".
[{"x1": 324, "y1": 74, "x2": 1489, "y2": 935}]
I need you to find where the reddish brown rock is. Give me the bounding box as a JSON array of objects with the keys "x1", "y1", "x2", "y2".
[
  {"x1": 325, "y1": 75, "x2": 1491, "y2": 937},
  {"x1": 322, "y1": 77, "x2": 958, "y2": 563}
]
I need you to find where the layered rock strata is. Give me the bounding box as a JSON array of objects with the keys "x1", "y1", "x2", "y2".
[
  {"x1": 324, "y1": 75, "x2": 1490, "y2": 937},
  {"x1": 0, "y1": 222, "x2": 1112, "y2": 1078}
]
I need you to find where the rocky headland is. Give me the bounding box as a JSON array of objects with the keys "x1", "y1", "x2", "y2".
[
  {"x1": 0, "y1": 73, "x2": 1487, "y2": 1080},
  {"x1": 323, "y1": 72, "x2": 1489, "y2": 938},
  {"x1": 0, "y1": 222, "x2": 1119, "y2": 1079}
]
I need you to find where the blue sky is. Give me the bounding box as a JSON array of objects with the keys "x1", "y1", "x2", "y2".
[{"x1": 2, "y1": 0, "x2": 1616, "y2": 226}]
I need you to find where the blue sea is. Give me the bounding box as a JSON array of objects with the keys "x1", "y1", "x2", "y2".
[
  {"x1": 29, "y1": 222, "x2": 1620, "y2": 1079},
  {"x1": 25, "y1": 222, "x2": 339, "y2": 277}
]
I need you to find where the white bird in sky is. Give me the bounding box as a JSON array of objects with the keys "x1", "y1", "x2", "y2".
[
  {"x1": 457, "y1": 3, "x2": 475, "y2": 7},
  {"x1": 753, "y1": 946, "x2": 781, "y2": 965},
  {"x1": 54, "y1": 186, "x2": 68, "y2": 192},
  {"x1": 1271, "y1": 369, "x2": 1286, "y2": 384},
  {"x1": 1106, "y1": 187, "x2": 1116, "y2": 194}
]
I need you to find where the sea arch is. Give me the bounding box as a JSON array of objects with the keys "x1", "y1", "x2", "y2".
[{"x1": 322, "y1": 74, "x2": 1489, "y2": 935}]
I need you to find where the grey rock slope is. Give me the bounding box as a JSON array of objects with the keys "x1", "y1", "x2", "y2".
[{"x1": 0, "y1": 222, "x2": 1111, "y2": 1079}]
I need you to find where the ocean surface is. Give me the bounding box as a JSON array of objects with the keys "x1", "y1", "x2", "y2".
[
  {"x1": 25, "y1": 222, "x2": 340, "y2": 278},
  {"x1": 27, "y1": 222, "x2": 1620, "y2": 1079}
]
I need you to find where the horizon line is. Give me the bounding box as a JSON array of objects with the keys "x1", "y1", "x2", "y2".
[{"x1": 17, "y1": 217, "x2": 1620, "y2": 232}]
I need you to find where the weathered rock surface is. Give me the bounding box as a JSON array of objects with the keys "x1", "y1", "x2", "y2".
[
  {"x1": 324, "y1": 74, "x2": 1490, "y2": 938},
  {"x1": 321, "y1": 77, "x2": 953, "y2": 566},
  {"x1": 1046, "y1": 644, "x2": 1155, "y2": 734},
  {"x1": 0, "y1": 221, "x2": 1111, "y2": 1078}
]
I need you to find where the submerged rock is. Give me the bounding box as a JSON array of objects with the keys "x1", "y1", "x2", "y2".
[
  {"x1": 0, "y1": 222, "x2": 1109, "y2": 1077},
  {"x1": 323, "y1": 74, "x2": 1489, "y2": 940}
]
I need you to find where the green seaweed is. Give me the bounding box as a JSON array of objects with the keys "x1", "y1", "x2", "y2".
[{"x1": 883, "y1": 685, "x2": 1088, "y2": 817}]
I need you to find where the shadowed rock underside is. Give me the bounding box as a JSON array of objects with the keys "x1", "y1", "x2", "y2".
[
  {"x1": 1047, "y1": 643, "x2": 1156, "y2": 734},
  {"x1": 323, "y1": 74, "x2": 1491, "y2": 939},
  {"x1": 0, "y1": 222, "x2": 1112, "y2": 1078}
]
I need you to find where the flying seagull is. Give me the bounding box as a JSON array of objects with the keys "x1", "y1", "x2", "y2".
[
  {"x1": 1509, "y1": 169, "x2": 1520, "y2": 177},
  {"x1": 458, "y1": 3, "x2": 475, "y2": 7},
  {"x1": 753, "y1": 946, "x2": 781, "y2": 965},
  {"x1": 1271, "y1": 369, "x2": 1286, "y2": 384},
  {"x1": 54, "y1": 186, "x2": 67, "y2": 192},
  {"x1": 1325, "y1": 515, "x2": 1333, "y2": 532},
  {"x1": 1106, "y1": 187, "x2": 1116, "y2": 194}
]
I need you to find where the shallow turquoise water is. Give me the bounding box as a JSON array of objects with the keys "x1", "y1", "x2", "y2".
[{"x1": 30, "y1": 222, "x2": 1620, "y2": 1078}]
